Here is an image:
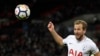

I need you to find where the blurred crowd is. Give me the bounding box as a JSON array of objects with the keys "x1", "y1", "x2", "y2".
[
  {"x1": 0, "y1": 20, "x2": 100, "y2": 56},
  {"x1": 0, "y1": 21, "x2": 68, "y2": 56}
]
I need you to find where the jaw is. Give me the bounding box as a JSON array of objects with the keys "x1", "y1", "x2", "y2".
[{"x1": 75, "y1": 35, "x2": 84, "y2": 41}]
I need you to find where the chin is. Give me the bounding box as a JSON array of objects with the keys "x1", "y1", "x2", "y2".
[
  {"x1": 76, "y1": 35, "x2": 83, "y2": 41},
  {"x1": 76, "y1": 35, "x2": 80, "y2": 38},
  {"x1": 76, "y1": 37, "x2": 80, "y2": 39}
]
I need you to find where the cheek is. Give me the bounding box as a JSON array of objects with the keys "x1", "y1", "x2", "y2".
[
  {"x1": 74, "y1": 30, "x2": 83, "y2": 34},
  {"x1": 79, "y1": 30, "x2": 84, "y2": 34},
  {"x1": 74, "y1": 30, "x2": 77, "y2": 34}
]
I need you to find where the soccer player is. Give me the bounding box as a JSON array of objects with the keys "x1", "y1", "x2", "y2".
[{"x1": 47, "y1": 20, "x2": 100, "y2": 56}]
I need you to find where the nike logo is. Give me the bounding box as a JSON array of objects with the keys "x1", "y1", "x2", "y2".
[{"x1": 69, "y1": 43, "x2": 72, "y2": 44}]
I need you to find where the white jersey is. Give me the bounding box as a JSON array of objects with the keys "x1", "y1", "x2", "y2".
[{"x1": 63, "y1": 35, "x2": 99, "y2": 56}]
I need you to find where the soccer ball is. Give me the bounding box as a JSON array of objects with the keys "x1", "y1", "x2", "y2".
[{"x1": 15, "y1": 4, "x2": 30, "y2": 20}]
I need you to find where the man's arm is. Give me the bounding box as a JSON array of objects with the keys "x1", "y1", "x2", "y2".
[
  {"x1": 47, "y1": 21, "x2": 64, "y2": 46},
  {"x1": 94, "y1": 52, "x2": 100, "y2": 56},
  {"x1": 90, "y1": 41, "x2": 100, "y2": 56},
  {"x1": 50, "y1": 28, "x2": 63, "y2": 46}
]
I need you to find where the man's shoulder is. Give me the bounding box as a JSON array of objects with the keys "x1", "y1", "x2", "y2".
[
  {"x1": 67, "y1": 35, "x2": 75, "y2": 38},
  {"x1": 85, "y1": 36, "x2": 96, "y2": 45},
  {"x1": 85, "y1": 37, "x2": 93, "y2": 42},
  {"x1": 64, "y1": 35, "x2": 75, "y2": 40},
  {"x1": 66, "y1": 35, "x2": 76, "y2": 39}
]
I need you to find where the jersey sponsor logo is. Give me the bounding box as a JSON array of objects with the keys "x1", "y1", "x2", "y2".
[{"x1": 69, "y1": 49, "x2": 83, "y2": 56}]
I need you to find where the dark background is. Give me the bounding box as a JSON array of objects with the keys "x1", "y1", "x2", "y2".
[{"x1": 0, "y1": 0, "x2": 100, "y2": 56}]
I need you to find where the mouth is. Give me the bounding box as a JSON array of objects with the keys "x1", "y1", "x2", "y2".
[
  {"x1": 76, "y1": 35, "x2": 80, "y2": 38},
  {"x1": 75, "y1": 34, "x2": 79, "y2": 37}
]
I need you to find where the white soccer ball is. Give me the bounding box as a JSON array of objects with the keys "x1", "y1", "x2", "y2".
[
  {"x1": 15, "y1": 4, "x2": 30, "y2": 20},
  {"x1": 91, "y1": 54, "x2": 94, "y2": 56}
]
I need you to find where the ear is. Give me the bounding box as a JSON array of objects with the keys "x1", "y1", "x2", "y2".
[{"x1": 83, "y1": 29, "x2": 86, "y2": 34}]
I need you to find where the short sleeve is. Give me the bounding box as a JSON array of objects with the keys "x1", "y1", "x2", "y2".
[
  {"x1": 90, "y1": 42, "x2": 99, "y2": 54},
  {"x1": 63, "y1": 35, "x2": 71, "y2": 44}
]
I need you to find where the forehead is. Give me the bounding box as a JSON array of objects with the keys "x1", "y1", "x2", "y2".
[{"x1": 74, "y1": 24, "x2": 83, "y2": 28}]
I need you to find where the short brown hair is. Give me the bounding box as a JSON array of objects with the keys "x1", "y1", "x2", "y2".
[{"x1": 74, "y1": 20, "x2": 87, "y2": 30}]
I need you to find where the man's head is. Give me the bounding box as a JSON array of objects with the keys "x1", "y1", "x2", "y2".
[{"x1": 74, "y1": 20, "x2": 87, "y2": 40}]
